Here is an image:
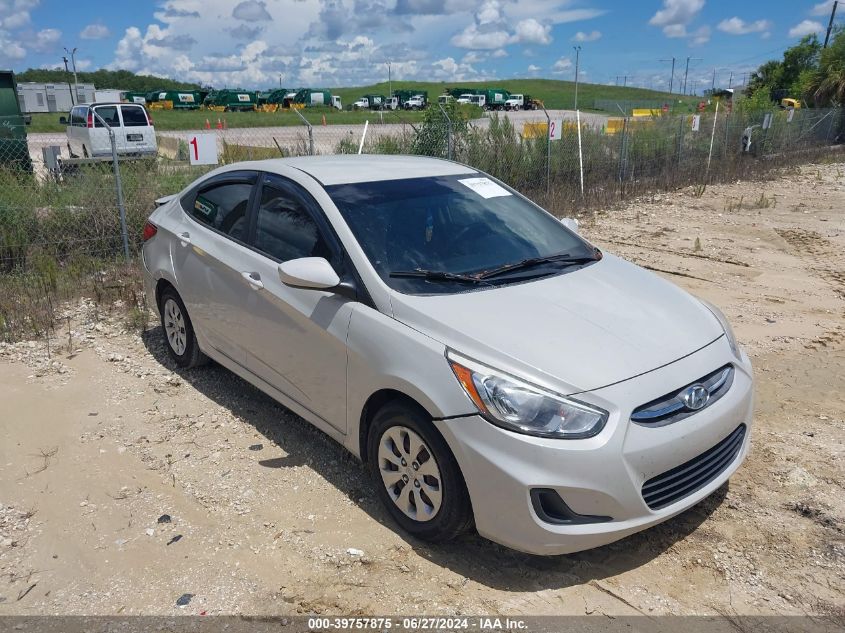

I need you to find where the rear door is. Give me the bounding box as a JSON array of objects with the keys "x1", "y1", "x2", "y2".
[
  {"x1": 240, "y1": 172, "x2": 353, "y2": 433},
  {"x1": 120, "y1": 104, "x2": 156, "y2": 154},
  {"x1": 172, "y1": 172, "x2": 259, "y2": 366},
  {"x1": 91, "y1": 104, "x2": 122, "y2": 154}
]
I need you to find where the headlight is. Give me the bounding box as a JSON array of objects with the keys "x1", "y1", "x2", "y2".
[
  {"x1": 447, "y1": 351, "x2": 608, "y2": 439},
  {"x1": 700, "y1": 299, "x2": 741, "y2": 359}
]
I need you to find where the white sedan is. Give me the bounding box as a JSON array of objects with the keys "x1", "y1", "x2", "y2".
[{"x1": 140, "y1": 155, "x2": 753, "y2": 555}]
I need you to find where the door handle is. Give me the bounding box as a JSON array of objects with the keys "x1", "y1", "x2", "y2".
[
  {"x1": 241, "y1": 271, "x2": 264, "y2": 289},
  {"x1": 178, "y1": 232, "x2": 191, "y2": 247}
]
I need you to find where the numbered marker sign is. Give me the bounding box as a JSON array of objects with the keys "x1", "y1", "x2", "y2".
[
  {"x1": 787, "y1": 108, "x2": 795, "y2": 123},
  {"x1": 548, "y1": 119, "x2": 563, "y2": 141},
  {"x1": 691, "y1": 115, "x2": 701, "y2": 132},
  {"x1": 187, "y1": 133, "x2": 218, "y2": 165}
]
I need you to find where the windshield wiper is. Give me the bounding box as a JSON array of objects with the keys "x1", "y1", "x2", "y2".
[
  {"x1": 389, "y1": 269, "x2": 487, "y2": 283},
  {"x1": 473, "y1": 252, "x2": 600, "y2": 280}
]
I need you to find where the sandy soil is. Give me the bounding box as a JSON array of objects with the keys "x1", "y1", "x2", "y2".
[{"x1": 0, "y1": 162, "x2": 843, "y2": 618}]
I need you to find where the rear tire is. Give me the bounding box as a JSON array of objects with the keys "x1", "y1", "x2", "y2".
[
  {"x1": 158, "y1": 287, "x2": 207, "y2": 369},
  {"x1": 368, "y1": 402, "x2": 473, "y2": 542}
]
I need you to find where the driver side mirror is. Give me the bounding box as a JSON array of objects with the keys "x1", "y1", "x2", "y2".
[
  {"x1": 278, "y1": 257, "x2": 341, "y2": 291},
  {"x1": 561, "y1": 217, "x2": 580, "y2": 233}
]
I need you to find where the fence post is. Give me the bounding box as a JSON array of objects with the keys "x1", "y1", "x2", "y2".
[
  {"x1": 293, "y1": 108, "x2": 315, "y2": 155},
  {"x1": 706, "y1": 100, "x2": 720, "y2": 180},
  {"x1": 93, "y1": 110, "x2": 130, "y2": 261},
  {"x1": 542, "y1": 105, "x2": 551, "y2": 194},
  {"x1": 438, "y1": 103, "x2": 452, "y2": 160},
  {"x1": 576, "y1": 109, "x2": 585, "y2": 203},
  {"x1": 827, "y1": 109, "x2": 837, "y2": 142}
]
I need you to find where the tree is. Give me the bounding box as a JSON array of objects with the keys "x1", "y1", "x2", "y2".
[
  {"x1": 803, "y1": 27, "x2": 845, "y2": 106},
  {"x1": 745, "y1": 35, "x2": 821, "y2": 104},
  {"x1": 15, "y1": 68, "x2": 201, "y2": 92}
]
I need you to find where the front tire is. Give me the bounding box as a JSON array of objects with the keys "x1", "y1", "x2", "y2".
[
  {"x1": 368, "y1": 402, "x2": 473, "y2": 542},
  {"x1": 159, "y1": 288, "x2": 207, "y2": 368}
]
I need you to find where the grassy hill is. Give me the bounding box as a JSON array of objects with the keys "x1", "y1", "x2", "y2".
[{"x1": 329, "y1": 79, "x2": 700, "y2": 112}]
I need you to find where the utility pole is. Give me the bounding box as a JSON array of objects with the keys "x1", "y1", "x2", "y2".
[
  {"x1": 573, "y1": 46, "x2": 581, "y2": 110},
  {"x1": 62, "y1": 56, "x2": 75, "y2": 105},
  {"x1": 279, "y1": 74, "x2": 282, "y2": 88},
  {"x1": 388, "y1": 61, "x2": 392, "y2": 97},
  {"x1": 728, "y1": 71, "x2": 733, "y2": 89},
  {"x1": 824, "y1": 1, "x2": 839, "y2": 48},
  {"x1": 682, "y1": 57, "x2": 702, "y2": 95},
  {"x1": 615, "y1": 75, "x2": 627, "y2": 87},
  {"x1": 659, "y1": 57, "x2": 676, "y2": 93},
  {"x1": 711, "y1": 68, "x2": 716, "y2": 93},
  {"x1": 63, "y1": 47, "x2": 78, "y2": 102}
]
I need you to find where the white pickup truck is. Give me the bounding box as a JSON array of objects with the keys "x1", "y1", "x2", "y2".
[{"x1": 404, "y1": 95, "x2": 426, "y2": 110}]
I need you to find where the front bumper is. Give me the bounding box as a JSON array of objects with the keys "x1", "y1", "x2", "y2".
[{"x1": 435, "y1": 338, "x2": 754, "y2": 555}]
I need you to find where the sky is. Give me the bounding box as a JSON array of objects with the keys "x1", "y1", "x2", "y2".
[{"x1": 0, "y1": 0, "x2": 841, "y2": 92}]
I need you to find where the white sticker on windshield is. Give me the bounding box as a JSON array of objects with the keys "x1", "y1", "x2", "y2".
[{"x1": 458, "y1": 177, "x2": 512, "y2": 199}]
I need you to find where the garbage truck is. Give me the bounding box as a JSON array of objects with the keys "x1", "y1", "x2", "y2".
[{"x1": 0, "y1": 70, "x2": 32, "y2": 173}]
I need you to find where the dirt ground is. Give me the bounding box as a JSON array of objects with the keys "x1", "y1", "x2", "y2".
[{"x1": 0, "y1": 162, "x2": 843, "y2": 618}]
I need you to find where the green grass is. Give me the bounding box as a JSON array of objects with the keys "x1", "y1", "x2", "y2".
[{"x1": 26, "y1": 78, "x2": 702, "y2": 133}]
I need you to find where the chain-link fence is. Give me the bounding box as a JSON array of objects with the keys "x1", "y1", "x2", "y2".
[{"x1": 1, "y1": 104, "x2": 842, "y2": 340}]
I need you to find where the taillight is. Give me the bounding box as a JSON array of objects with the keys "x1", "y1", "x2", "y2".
[
  {"x1": 87, "y1": 111, "x2": 93, "y2": 128},
  {"x1": 142, "y1": 221, "x2": 157, "y2": 242},
  {"x1": 146, "y1": 110, "x2": 153, "y2": 126}
]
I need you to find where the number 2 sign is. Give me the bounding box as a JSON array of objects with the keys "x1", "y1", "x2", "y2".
[
  {"x1": 548, "y1": 119, "x2": 563, "y2": 141},
  {"x1": 187, "y1": 133, "x2": 218, "y2": 165}
]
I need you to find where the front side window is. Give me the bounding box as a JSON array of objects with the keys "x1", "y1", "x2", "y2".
[
  {"x1": 120, "y1": 105, "x2": 148, "y2": 127},
  {"x1": 327, "y1": 174, "x2": 597, "y2": 295},
  {"x1": 189, "y1": 182, "x2": 252, "y2": 241},
  {"x1": 254, "y1": 185, "x2": 332, "y2": 263}
]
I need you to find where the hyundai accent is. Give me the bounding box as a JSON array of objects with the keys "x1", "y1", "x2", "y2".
[{"x1": 141, "y1": 155, "x2": 753, "y2": 555}]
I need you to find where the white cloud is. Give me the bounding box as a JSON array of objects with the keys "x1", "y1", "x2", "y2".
[
  {"x1": 649, "y1": 0, "x2": 705, "y2": 37},
  {"x1": 513, "y1": 18, "x2": 552, "y2": 45},
  {"x1": 551, "y1": 56, "x2": 572, "y2": 74},
  {"x1": 491, "y1": 48, "x2": 508, "y2": 58},
  {"x1": 462, "y1": 51, "x2": 485, "y2": 63},
  {"x1": 717, "y1": 17, "x2": 772, "y2": 35},
  {"x1": 572, "y1": 30, "x2": 601, "y2": 42},
  {"x1": 80, "y1": 23, "x2": 110, "y2": 39},
  {"x1": 232, "y1": 0, "x2": 272, "y2": 22},
  {"x1": 32, "y1": 27, "x2": 61, "y2": 52},
  {"x1": 527, "y1": 63, "x2": 541, "y2": 74},
  {"x1": 811, "y1": 1, "x2": 836, "y2": 16},
  {"x1": 788, "y1": 19, "x2": 823, "y2": 38},
  {"x1": 431, "y1": 56, "x2": 481, "y2": 80},
  {"x1": 690, "y1": 25, "x2": 710, "y2": 46},
  {"x1": 451, "y1": 2, "x2": 552, "y2": 48}
]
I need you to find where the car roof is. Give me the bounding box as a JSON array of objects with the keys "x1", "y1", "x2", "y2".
[{"x1": 239, "y1": 155, "x2": 478, "y2": 186}]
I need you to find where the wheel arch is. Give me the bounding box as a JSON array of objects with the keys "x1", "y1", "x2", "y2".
[{"x1": 358, "y1": 389, "x2": 436, "y2": 464}]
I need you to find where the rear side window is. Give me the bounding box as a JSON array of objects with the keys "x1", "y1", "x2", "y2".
[
  {"x1": 93, "y1": 106, "x2": 120, "y2": 128},
  {"x1": 188, "y1": 182, "x2": 252, "y2": 241},
  {"x1": 120, "y1": 105, "x2": 148, "y2": 127},
  {"x1": 253, "y1": 186, "x2": 331, "y2": 262}
]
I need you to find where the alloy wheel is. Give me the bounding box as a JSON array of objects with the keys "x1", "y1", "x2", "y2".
[
  {"x1": 163, "y1": 298, "x2": 187, "y2": 356},
  {"x1": 377, "y1": 425, "x2": 443, "y2": 522}
]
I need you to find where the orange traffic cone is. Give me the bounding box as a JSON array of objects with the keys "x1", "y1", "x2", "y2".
[
  {"x1": 204, "y1": 118, "x2": 210, "y2": 129},
  {"x1": 216, "y1": 118, "x2": 223, "y2": 129},
  {"x1": 321, "y1": 114, "x2": 326, "y2": 126}
]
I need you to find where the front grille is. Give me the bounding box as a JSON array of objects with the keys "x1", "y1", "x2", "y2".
[
  {"x1": 631, "y1": 365, "x2": 734, "y2": 426},
  {"x1": 642, "y1": 424, "x2": 746, "y2": 510}
]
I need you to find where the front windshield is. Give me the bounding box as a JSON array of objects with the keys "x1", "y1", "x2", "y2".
[{"x1": 326, "y1": 174, "x2": 597, "y2": 295}]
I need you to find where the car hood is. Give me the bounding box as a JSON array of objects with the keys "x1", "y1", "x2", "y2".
[{"x1": 389, "y1": 254, "x2": 723, "y2": 394}]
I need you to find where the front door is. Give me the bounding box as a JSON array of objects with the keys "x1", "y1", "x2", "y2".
[{"x1": 241, "y1": 173, "x2": 353, "y2": 433}]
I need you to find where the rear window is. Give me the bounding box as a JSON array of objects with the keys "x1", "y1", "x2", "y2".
[
  {"x1": 120, "y1": 105, "x2": 148, "y2": 127},
  {"x1": 93, "y1": 106, "x2": 120, "y2": 128}
]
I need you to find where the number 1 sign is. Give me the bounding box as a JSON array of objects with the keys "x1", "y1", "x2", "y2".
[{"x1": 187, "y1": 133, "x2": 218, "y2": 165}]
